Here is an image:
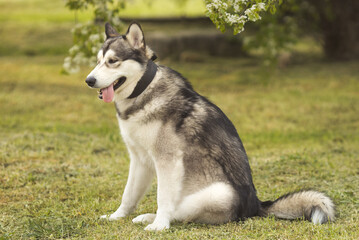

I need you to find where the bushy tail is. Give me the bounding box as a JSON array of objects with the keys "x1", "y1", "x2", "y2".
[{"x1": 260, "y1": 190, "x2": 335, "y2": 224}]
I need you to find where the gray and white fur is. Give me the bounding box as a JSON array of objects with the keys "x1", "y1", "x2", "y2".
[{"x1": 85, "y1": 23, "x2": 335, "y2": 231}]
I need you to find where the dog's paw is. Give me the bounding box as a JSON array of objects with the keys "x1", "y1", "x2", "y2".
[
  {"x1": 144, "y1": 219, "x2": 170, "y2": 231},
  {"x1": 132, "y1": 213, "x2": 156, "y2": 224},
  {"x1": 100, "y1": 212, "x2": 126, "y2": 221},
  {"x1": 100, "y1": 214, "x2": 109, "y2": 220}
]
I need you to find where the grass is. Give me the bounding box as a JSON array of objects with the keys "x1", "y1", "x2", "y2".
[{"x1": 1, "y1": 0, "x2": 359, "y2": 239}]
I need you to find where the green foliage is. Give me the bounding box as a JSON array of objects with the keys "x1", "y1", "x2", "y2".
[
  {"x1": 63, "y1": 0, "x2": 125, "y2": 73},
  {"x1": 63, "y1": 0, "x2": 282, "y2": 72},
  {"x1": 243, "y1": 9, "x2": 299, "y2": 65},
  {"x1": 203, "y1": 0, "x2": 300, "y2": 66},
  {"x1": 204, "y1": 0, "x2": 279, "y2": 35}
]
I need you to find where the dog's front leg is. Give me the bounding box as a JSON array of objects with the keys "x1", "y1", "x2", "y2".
[
  {"x1": 144, "y1": 155, "x2": 184, "y2": 231},
  {"x1": 101, "y1": 148, "x2": 154, "y2": 220}
]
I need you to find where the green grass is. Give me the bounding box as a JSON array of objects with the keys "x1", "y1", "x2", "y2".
[
  {"x1": 1, "y1": 56, "x2": 358, "y2": 239},
  {"x1": 1, "y1": 0, "x2": 359, "y2": 239}
]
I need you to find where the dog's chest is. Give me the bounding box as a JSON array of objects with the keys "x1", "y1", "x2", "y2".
[{"x1": 118, "y1": 117, "x2": 161, "y2": 150}]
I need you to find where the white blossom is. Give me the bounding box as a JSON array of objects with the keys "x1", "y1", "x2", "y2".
[
  {"x1": 89, "y1": 34, "x2": 100, "y2": 42},
  {"x1": 205, "y1": 0, "x2": 269, "y2": 34},
  {"x1": 258, "y1": 3, "x2": 266, "y2": 10},
  {"x1": 69, "y1": 45, "x2": 80, "y2": 56},
  {"x1": 63, "y1": 56, "x2": 80, "y2": 74}
]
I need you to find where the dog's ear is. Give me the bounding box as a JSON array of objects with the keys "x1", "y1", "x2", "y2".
[
  {"x1": 105, "y1": 23, "x2": 120, "y2": 39},
  {"x1": 126, "y1": 22, "x2": 145, "y2": 49}
]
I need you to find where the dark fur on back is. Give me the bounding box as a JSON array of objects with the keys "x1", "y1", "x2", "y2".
[{"x1": 169, "y1": 72, "x2": 261, "y2": 220}]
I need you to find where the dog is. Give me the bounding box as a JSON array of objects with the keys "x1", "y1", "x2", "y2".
[{"x1": 85, "y1": 22, "x2": 335, "y2": 231}]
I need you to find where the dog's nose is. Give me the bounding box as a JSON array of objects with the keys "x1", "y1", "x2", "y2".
[{"x1": 85, "y1": 76, "x2": 96, "y2": 87}]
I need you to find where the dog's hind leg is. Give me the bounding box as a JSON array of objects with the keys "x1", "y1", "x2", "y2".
[
  {"x1": 174, "y1": 182, "x2": 236, "y2": 225},
  {"x1": 101, "y1": 146, "x2": 154, "y2": 220}
]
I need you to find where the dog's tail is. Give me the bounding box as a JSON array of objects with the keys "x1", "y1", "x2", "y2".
[{"x1": 260, "y1": 190, "x2": 335, "y2": 224}]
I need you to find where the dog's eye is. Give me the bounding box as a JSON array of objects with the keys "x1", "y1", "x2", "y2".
[{"x1": 108, "y1": 59, "x2": 118, "y2": 64}]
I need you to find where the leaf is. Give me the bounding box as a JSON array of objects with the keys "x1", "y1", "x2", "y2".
[{"x1": 270, "y1": 4, "x2": 276, "y2": 14}]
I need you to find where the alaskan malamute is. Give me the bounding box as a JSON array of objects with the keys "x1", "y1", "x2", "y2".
[{"x1": 85, "y1": 23, "x2": 335, "y2": 231}]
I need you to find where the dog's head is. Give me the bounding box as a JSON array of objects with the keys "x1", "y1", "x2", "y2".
[{"x1": 85, "y1": 22, "x2": 157, "y2": 102}]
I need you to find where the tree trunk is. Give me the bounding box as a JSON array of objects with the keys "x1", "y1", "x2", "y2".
[{"x1": 315, "y1": 0, "x2": 359, "y2": 60}]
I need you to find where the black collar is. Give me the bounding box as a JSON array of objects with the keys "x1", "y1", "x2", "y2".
[{"x1": 127, "y1": 60, "x2": 158, "y2": 99}]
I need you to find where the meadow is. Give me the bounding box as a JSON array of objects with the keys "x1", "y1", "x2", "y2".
[{"x1": 1, "y1": 0, "x2": 358, "y2": 239}]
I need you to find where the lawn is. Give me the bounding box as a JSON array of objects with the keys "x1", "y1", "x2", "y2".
[{"x1": 1, "y1": 0, "x2": 359, "y2": 239}]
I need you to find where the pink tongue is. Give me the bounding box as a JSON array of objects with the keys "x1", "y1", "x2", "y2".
[{"x1": 102, "y1": 83, "x2": 114, "y2": 103}]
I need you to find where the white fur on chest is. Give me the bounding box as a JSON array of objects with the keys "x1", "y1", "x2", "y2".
[{"x1": 118, "y1": 116, "x2": 161, "y2": 154}]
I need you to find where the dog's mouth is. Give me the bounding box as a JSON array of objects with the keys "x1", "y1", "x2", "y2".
[{"x1": 98, "y1": 76, "x2": 127, "y2": 102}]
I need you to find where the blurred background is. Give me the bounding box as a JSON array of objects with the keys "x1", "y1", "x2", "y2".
[
  {"x1": 1, "y1": 0, "x2": 358, "y2": 67},
  {"x1": 1, "y1": 0, "x2": 358, "y2": 239}
]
